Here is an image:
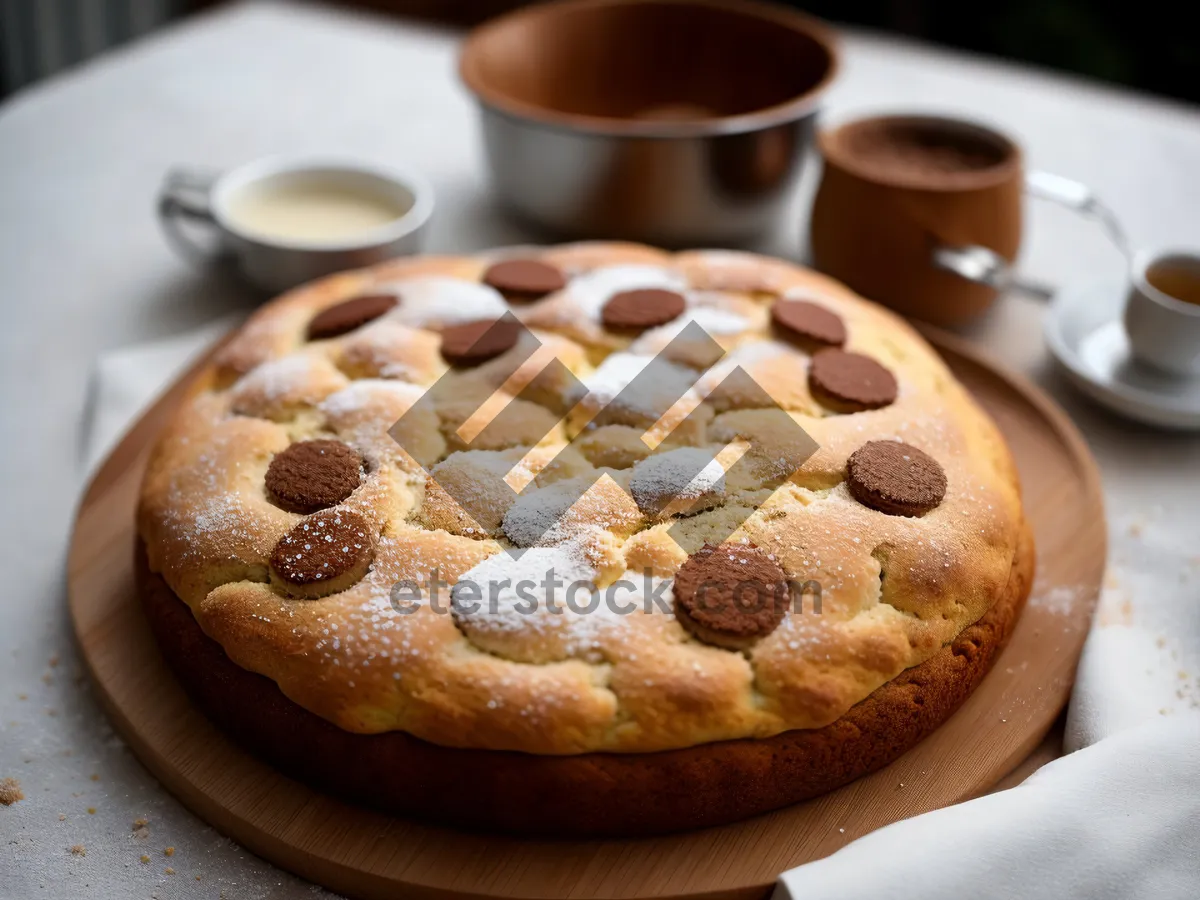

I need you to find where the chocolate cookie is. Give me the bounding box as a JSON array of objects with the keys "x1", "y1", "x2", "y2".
[
  {"x1": 602, "y1": 289, "x2": 686, "y2": 332},
  {"x1": 846, "y1": 440, "x2": 947, "y2": 517},
  {"x1": 809, "y1": 349, "x2": 898, "y2": 412},
  {"x1": 673, "y1": 543, "x2": 790, "y2": 650},
  {"x1": 771, "y1": 298, "x2": 846, "y2": 349},
  {"x1": 440, "y1": 318, "x2": 522, "y2": 366},
  {"x1": 269, "y1": 509, "x2": 374, "y2": 599},
  {"x1": 265, "y1": 440, "x2": 363, "y2": 513},
  {"x1": 307, "y1": 294, "x2": 398, "y2": 340},
  {"x1": 483, "y1": 259, "x2": 567, "y2": 301}
]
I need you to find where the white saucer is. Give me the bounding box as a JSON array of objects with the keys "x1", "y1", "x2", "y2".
[{"x1": 1044, "y1": 278, "x2": 1200, "y2": 430}]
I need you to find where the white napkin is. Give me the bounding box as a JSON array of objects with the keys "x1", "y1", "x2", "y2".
[
  {"x1": 84, "y1": 323, "x2": 1200, "y2": 899},
  {"x1": 777, "y1": 714, "x2": 1200, "y2": 900},
  {"x1": 775, "y1": 517, "x2": 1200, "y2": 894},
  {"x1": 82, "y1": 315, "x2": 243, "y2": 475}
]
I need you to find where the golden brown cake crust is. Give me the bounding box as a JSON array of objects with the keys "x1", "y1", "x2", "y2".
[
  {"x1": 137, "y1": 243, "x2": 1032, "y2": 757},
  {"x1": 137, "y1": 521, "x2": 1032, "y2": 836}
]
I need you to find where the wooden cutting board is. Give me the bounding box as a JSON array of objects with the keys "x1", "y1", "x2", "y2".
[{"x1": 67, "y1": 326, "x2": 1105, "y2": 900}]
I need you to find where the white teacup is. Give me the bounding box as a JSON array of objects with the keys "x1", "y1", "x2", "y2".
[
  {"x1": 158, "y1": 155, "x2": 435, "y2": 294},
  {"x1": 1123, "y1": 249, "x2": 1200, "y2": 376}
]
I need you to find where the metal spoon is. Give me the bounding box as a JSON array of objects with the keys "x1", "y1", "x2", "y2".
[{"x1": 933, "y1": 170, "x2": 1130, "y2": 294}]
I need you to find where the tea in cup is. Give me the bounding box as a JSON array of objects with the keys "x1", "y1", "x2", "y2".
[{"x1": 1123, "y1": 250, "x2": 1200, "y2": 376}]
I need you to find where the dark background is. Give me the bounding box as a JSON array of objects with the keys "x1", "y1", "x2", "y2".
[
  {"x1": 375, "y1": 0, "x2": 1199, "y2": 107},
  {"x1": 1, "y1": 0, "x2": 1196, "y2": 106}
]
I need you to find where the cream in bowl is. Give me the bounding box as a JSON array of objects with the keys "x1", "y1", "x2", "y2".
[
  {"x1": 223, "y1": 171, "x2": 414, "y2": 243},
  {"x1": 158, "y1": 157, "x2": 434, "y2": 293}
]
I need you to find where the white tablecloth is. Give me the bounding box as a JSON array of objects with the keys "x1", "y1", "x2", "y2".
[{"x1": 3, "y1": 2, "x2": 1200, "y2": 897}]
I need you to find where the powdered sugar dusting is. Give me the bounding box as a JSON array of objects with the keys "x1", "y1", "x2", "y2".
[
  {"x1": 159, "y1": 486, "x2": 271, "y2": 570},
  {"x1": 630, "y1": 447, "x2": 725, "y2": 515},
  {"x1": 320, "y1": 379, "x2": 424, "y2": 420},
  {"x1": 1030, "y1": 583, "x2": 1087, "y2": 617},
  {"x1": 682, "y1": 459, "x2": 725, "y2": 498},
  {"x1": 502, "y1": 480, "x2": 587, "y2": 548},
  {"x1": 564, "y1": 264, "x2": 687, "y2": 321},
  {"x1": 578, "y1": 353, "x2": 652, "y2": 405},
  {"x1": 342, "y1": 320, "x2": 438, "y2": 383},
  {"x1": 453, "y1": 545, "x2": 595, "y2": 633},
  {"x1": 232, "y1": 354, "x2": 321, "y2": 403},
  {"x1": 724, "y1": 339, "x2": 794, "y2": 365},
  {"x1": 693, "y1": 340, "x2": 796, "y2": 400},
  {"x1": 383, "y1": 277, "x2": 509, "y2": 328},
  {"x1": 628, "y1": 306, "x2": 750, "y2": 356},
  {"x1": 571, "y1": 352, "x2": 698, "y2": 422},
  {"x1": 450, "y1": 543, "x2": 624, "y2": 661},
  {"x1": 682, "y1": 304, "x2": 751, "y2": 335}
]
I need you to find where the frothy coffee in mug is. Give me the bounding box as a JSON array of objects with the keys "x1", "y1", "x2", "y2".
[{"x1": 837, "y1": 118, "x2": 1011, "y2": 186}]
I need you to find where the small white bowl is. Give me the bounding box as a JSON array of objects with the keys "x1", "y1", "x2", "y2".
[{"x1": 158, "y1": 155, "x2": 435, "y2": 293}]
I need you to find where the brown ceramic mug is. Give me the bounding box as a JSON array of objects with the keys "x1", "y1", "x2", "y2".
[{"x1": 811, "y1": 114, "x2": 1024, "y2": 326}]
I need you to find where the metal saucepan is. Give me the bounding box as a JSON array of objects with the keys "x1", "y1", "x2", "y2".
[{"x1": 460, "y1": 0, "x2": 840, "y2": 247}]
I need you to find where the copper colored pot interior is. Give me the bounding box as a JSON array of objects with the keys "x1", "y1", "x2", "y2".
[{"x1": 461, "y1": 0, "x2": 837, "y2": 128}]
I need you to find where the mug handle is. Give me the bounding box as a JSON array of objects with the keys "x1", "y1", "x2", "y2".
[
  {"x1": 157, "y1": 167, "x2": 227, "y2": 265},
  {"x1": 1024, "y1": 169, "x2": 1130, "y2": 257},
  {"x1": 932, "y1": 170, "x2": 1129, "y2": 287}
]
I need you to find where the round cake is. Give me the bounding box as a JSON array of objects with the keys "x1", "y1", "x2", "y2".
[{"x1": 137, "y1": 243, "x2": 1034, "y2": 835}]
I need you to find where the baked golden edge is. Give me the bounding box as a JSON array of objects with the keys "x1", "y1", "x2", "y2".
[{"x1": 136, "y1": 515, "x2": 1031, "y2": 836}]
